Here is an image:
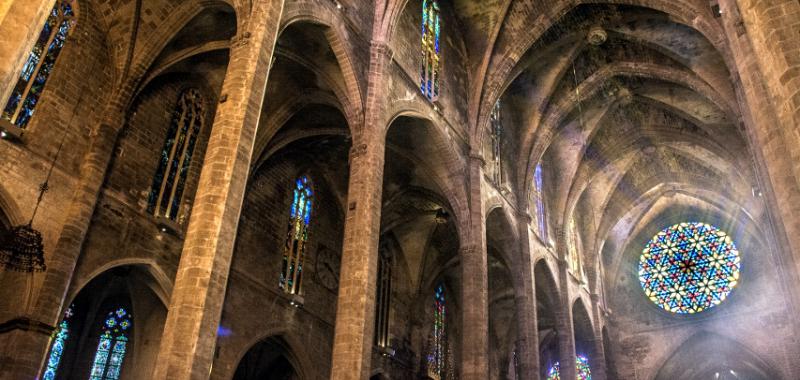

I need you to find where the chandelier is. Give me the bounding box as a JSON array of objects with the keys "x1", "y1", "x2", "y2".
[{"x1": 0, "y1": 178, "x2": 48, "y2": 272}]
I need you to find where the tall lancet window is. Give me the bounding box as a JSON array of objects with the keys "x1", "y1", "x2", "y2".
[
  {"x1": 490, "y1": 100, "x2": 503, "y2": 186},
  {"x1": 427, "y1": 283, "x2": 453, "y2": 380},
  {"x1": 89, "y1": 308, "x2": 132, "y2": 380},
  {"x1": 147, "y1": 89, "x2": 205, "y2": 221},
  {"x1": 2, "y1": 0, "x2": 77, "y2": 128},
  {"x1": 42, "y1": 305, "x2": 74, "y2": 380},
  {"x1": 534, "y1": 163, "x2": 548, "y2": 242},
  {"x1": 420, "y1": 0, "x2": 441, "y2": 101},
  {"x1": 374, "y1": 246, "x2": 392, "y2": 347},
  {"x1": 280, "y1": 175, "x2": 314, "y2": 295}
]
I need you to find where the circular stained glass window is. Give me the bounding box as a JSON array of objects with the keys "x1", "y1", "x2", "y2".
[
  {"x1": 546, "y1": 355, "x2": 591, "y2": 380},
  {"x1": 639, "y1": 222, "x2": 741, "y2": 314}
]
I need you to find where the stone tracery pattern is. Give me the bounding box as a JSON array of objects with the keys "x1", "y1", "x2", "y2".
[
  {"x1": 89, "y1": 308, "x2": 132, "y2": 380},
  {"x1": 420, "y1": 0, "x2": 441, "y2": 101},
  {"x1": 2, "y1": 0, "x2": 76, "y2": 128},
  {"x1": 147, "y1": 88, "x2": 205, "y2": 221},
  {"x1": 42, "y1": 305, "x2": 73, "y2": 380},
  {"x1": 280, "y1": 175, "x2": 314, "y2": 295},
  {"x1": 639, "y1": 222, "x2": 741, "y2": 314}
]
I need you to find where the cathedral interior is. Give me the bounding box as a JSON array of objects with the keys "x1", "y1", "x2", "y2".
[{"x1": 0, "y1": 0, "x2": 798, "y2": 379}]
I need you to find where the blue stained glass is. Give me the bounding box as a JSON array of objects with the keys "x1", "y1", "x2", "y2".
[
  {"x1": 89, "y1": 308, "x2": 131, "y2": 380},
  {"x1": 420, "y1": 0, "x2": 441, "y2": 100},
  {"x1": 42, "y1": 305, "x2": 73, "y2": 380},
  {"x1": 534, "y1": 163, "x2": 548, "y2": 241},
  {"x1": 639, "y1": 222, "x2": 741, "y2": 314},
  {"x1": 2, "y1": 0, "x2": 75, "y2": 128},
  {"x1": 546, "y1": 355, "x2": 592, "y2": 380},
  {"x1": 280, "y1": 176, "x2": 314, "y2": 293},
  {"x1": 428, "y1": 283, "x2": 448, "y2": 378}
]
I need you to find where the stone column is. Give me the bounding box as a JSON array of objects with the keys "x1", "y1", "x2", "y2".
[
  {"x1": 719, "y1": 0, "x2": 800, "y2": 302},
  {"x1": 718, "y1": 3, "x2": 800, "y2": 378},
  {"x1": 0, "y1": 0, "x2": 52, "y2": 103},
  {"x1": 555, "y1": 227, "x2": 576, "y2": 380},
  {"x1": 460, "y1": 154, "x2": 489, "y2": 380},
  {"x1": 151, "y1": 2, "x2": 284, "y2": 379},
  {"x1": 514, "y1": 212, "x2": 540, "y2": 379},
  {"x1": 588, "y1": 294, "x2": 607, "y2": 380},
  {"x1": 329, "y1": 41, "x2": 390, "y2": 380}
]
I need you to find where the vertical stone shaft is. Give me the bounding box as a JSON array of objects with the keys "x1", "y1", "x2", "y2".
[
  {"x1": 721, "y1": 0, "x2": 800, "y2": 290},
  {"x1": 589, "y1": 294, "x2": 607, "y2": 380},
  {"x1": 0, "y1": 0, "x2": 52, "y2": 104},
  {"x1": 151, "y1": 2, "x2": 283, "y2": 378},
  {"x1": 515, "y1": 212, "x2": 540, "y2": 379},
  {"x1": 329, "y1": 41, "x2": 390, "y2": 380},
  {"x1": 556, "y1": 227, "x2": 576, "y2": 380},
  {"x1": 461, "y1": 155, "x2": 489, "y2": 379}
]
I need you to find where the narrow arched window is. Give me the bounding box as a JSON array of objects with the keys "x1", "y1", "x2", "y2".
[
  {"x1": 490, "y1": 100, "x2": 503, "y2": 186},
  {"x1": 42, "y1": 305, "x2": 74, "y2": 380},
  {"x1": 280, "y1": 175, "x2": 313, "y2": 295},
  {"x1": 427, "y1": 283, "x2": 452, "y2": 379},
  {"x1": 89, "y1": 308, "x2": 132, "y2": 380},
  {"x1": 420, "y1": 0, "x2": 441, "y2": 101},
  {"x1": 147, "y1": 89, "x2": 205, "y2": 221},
  {"x1": 534, "y1": 163, "x2": 548, "y2": 242},
  {"x1": 374, "y1": 246, "x2": 392, "y2": 347},
  {"x1": 2, "y1": 0, "x2": 76, "y2": 128}
]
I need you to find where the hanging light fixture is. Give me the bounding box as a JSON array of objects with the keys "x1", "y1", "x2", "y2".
[
  {"x1": 0, "y1": 180, "x2": 48, "y2": 272},
  {"x1": 0, "y1": 93, "x2": 84, "y2": 272}
]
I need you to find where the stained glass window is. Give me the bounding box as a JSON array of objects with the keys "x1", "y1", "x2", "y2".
[
  {"x1": 534, "y1": 163, "x2": 548, "y2": 241},
  {"x1": 280, "y1": 175, "x2": 313, "y2": 294},
  {"x1": 374, "y1": 246, "x2": 392, "y2": 347},
  {"x1": 147, "y1": 89, "x2": 205, "y2": 221},
  {"x1": 89, "y1": 308, "x2": 132, "y2": 380},
  {"x1": 427, "y1": 283, "x2": 453, "y2": 380},
  {"x1": 546, "y1": 355, "x2": 592, "y2": 380},
  {"x1": 490, "y1": 101, "x2": 503, "y2": 186},
  {"x1": 639, "y1": 222, "x2": 741, "y2": 314},
  {"x1": 420, "y1": 0, "x2": 441, "y2": 101},
  {"x1": 42, "y1": 305, "x2": 74, "y2": 380},
  {"x1": 2, "y1": 0, "x2": 76, "y2": 128}
]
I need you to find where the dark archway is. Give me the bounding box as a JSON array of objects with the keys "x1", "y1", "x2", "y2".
[
  {"x1": 233, "y1": 336, "x2": 302, "y2": 380},
  {"x1": 40, "y1": 265, "x2": 166, "y2": 380},
  {"x1": 572, "y1": 299, "x2": 593, "y2": 364},
  {"x1": 534, "y1": 260, "x2": 559, "y2": 378}
]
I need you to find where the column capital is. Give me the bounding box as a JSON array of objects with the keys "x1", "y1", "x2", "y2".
[{"x1": 369, "y1": 40, "x2": 393, "y2": 58}]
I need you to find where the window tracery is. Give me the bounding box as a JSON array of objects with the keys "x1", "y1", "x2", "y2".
[
  {"x1": 280, "y1": 175, "x2": 313, "y2": 295},
  {"x1": 420, "y1": 0, "x2": 441, "y2": 101},
  {"x1": 374, "y1": 245, "x2": 392, "y2": 347},
  {"x1": 89, "y1": 308, "x2": 132, "y2": 380},
  {"x1": 2, "y1": 0, "x2": 77, "y2": 128},
  {"x1": 147, "y1": 89, "x2": 205, "y2": 221},
  {"x1": 42, "y1": 304, "x2": 74, "y2": 380},
  {"x1": 534, "y1": 163, "x2": 548, "y2": 242},
  {"x1": 639, "y1": 222, "x2": 741, "y2": 314},
  {"x1": 490, "y1": 100, "x2": 503, "y2": 186}
]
